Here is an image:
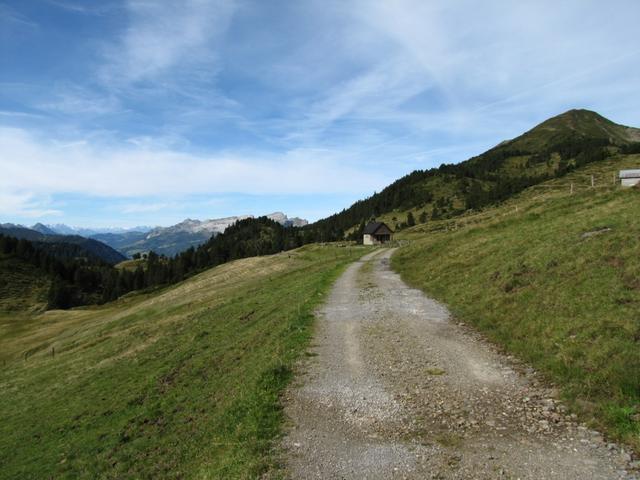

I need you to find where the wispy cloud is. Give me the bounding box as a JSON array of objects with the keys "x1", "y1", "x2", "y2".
[
  {"x1": 0, "y1": 191, "x2": 62, "y2": 219},
  {"x1": 0, "y1": 110, "x2": 45, "y2": 119},
  {"x1": 287, "y1": 57, "x2": 430, "y2": 142},
  {"x1": 44, "y1": 0, "x2": 120, "y2": 15},
  {"x1": 0, "y1": 4, "x2": 38, "y2": 28},
  {"x1": 0, "y1": 127, "x2": 388, "y2": 199},
  {"x1": 38, "y1": 85, "x2": 122, "y2": 115},
  {"x1": 279, "y1": 0, "x2": 640, "y2": 143},
  {"x1": 99, "y1": 0, "x2": 237, "y2": 86}
]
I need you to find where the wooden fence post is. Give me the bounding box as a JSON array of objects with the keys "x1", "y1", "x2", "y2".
[
  {"x1": 591, "y1": 175, "x2": 595, "y2": 188},
  {"x1": 570, "y1": 183, "x2": 574, "y2": 195}
]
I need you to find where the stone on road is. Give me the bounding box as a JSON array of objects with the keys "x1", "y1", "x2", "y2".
[{"x1": 280, "y1": 249, "x2": 637, "y2": 479}]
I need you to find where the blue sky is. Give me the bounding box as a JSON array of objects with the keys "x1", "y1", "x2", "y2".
[{"x1": 1, "y1": 0, "x2": 639, "y2": 227}]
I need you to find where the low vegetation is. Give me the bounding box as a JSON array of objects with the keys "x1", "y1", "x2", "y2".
[
  {"x1": 0, "y1": 244, "x2": 367, "y2": 479},
  {"x1": 392, "y1": 154, "x2": 640, "y2": 451}
]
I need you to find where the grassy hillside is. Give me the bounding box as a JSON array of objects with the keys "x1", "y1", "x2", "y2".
[
  {"x1": 313, "y1": 109, "x2": 640, "y2": 237},
  {"x1": 114, "y1": 258, "x2": 147, "y2": 272},
  {"x1": 0, "y1": 254, "x2": 50, "y2": 313},
  {"x1": 392, "y1": 153, "x2": 640, "y2": 451},
  {"x1": 511, "y1": 108, "x2": 640, "y2": 149},
  {"x1": 0, "y1": 244, "x2": 367, "y2": 479}
]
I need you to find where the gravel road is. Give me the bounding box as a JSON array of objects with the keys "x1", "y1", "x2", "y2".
[{"x1": 279, "y1": 248, "x2": 638, "y2": 479}]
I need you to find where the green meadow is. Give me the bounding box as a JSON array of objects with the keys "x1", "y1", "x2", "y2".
[{"x1": 0, "y1": 245, "x2": 367, "y2": 479}]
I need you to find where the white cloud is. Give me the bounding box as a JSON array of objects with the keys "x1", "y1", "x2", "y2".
[
  {"x1": 0, "y1": 127, "x2": 389, "y2": 215},
  {"x1": 294, "y1": 57, "x2": 430, "y2": 137},
  {"x1": 100, "y1": 0, "x2": 237, "y2": 85},
  {"x1": 0, "y1": 110, "x2": 45, "y2": 119},
  {"x1": 0, "y1": 191, "x2": 62, "y2": 218}
]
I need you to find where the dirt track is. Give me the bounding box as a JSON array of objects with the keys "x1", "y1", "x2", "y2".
[{"x1": 280, "y1": 249, "x2": 638, "y2": 479}]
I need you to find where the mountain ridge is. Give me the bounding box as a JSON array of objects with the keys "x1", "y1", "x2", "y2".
[
  {"x1": 45, "y1": 224, "x2": 154, "y2": 236},
  {"x1": 499, "y1": 109, "x2": 640, "y2": 152},
  {"x1": 311, "y1": 109, "x2": 640, "y2": 237},
  {"x1": 31, "y1": 223, "x2": 57, "y2": 235},
  {"x1": 0, "y1": 224, "x2": 126, "y2": 265},
  {"x1": 92, "y1": 212, "x2": 309, "y2": 257}
]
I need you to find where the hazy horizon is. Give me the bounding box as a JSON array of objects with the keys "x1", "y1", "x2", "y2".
[{"x1": 2, "y1": 210, "x2": 308, "y2": 231}]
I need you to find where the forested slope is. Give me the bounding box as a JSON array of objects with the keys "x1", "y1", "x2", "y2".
[{"x1": 312, "y1": 109, "x2": 640, "y2": 237}]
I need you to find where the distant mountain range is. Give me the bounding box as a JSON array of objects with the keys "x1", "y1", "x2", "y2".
[
  {"x1": 42, "y1": 224, "x2": 154, "y2": 237},
  {"x1": 0, "y1": 224, "x2": 127, "y2": 265},
  {"x1": 91, "y1": 212, "x2": 307, "y2": 258},
  {"x1": 31, "y1": 212, "x2": 309, "y2": 259}
]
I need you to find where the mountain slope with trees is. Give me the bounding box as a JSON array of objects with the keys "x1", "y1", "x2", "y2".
[
  {"x1": 0, "y1": 224, "x2": 126, "y2": 265},
  {"x1": 311, "y1": 109, "x2": 640, "y2": 237},
  {"x1": 0, "y1": 217, "x2": 319, "y2": 310},
  {"x1": 91, "y1": 213, "x2": 308, "y2": 258}
]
